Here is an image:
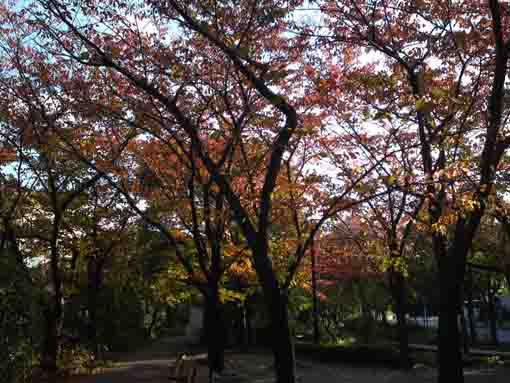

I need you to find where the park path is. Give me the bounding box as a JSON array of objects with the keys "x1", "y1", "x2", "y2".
[{"x1": 58, "y1": 337, "x2": 510, "y2": 383}]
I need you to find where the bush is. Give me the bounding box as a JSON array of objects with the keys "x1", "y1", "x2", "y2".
[
  {"x1": 57, "y1": 343, "x2": 95, "y2": 375},
  {"x1": 62, "y1": 284, "x2": 146, "y2": 353},
  {"x1": 0, "y1": 252, "x2": 43, "y2": 383}
]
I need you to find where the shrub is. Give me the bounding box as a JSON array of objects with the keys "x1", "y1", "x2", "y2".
[
  {"x1": 0, "y1": 253, "x2": 43, "y2": 383},
  {"x1": 295, "y1": 342, "x2": 405, "y2": 369}
]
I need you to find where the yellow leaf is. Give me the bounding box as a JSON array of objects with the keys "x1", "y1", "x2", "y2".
[
  {"x1": 416, "y1": 98, "x2": 433, "y2": 113},
  {"x1": 431, "y1": 88, "x2": 447, "y2": 99}
]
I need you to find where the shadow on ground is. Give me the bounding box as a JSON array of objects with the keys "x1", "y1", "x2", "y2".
[{"x1": 58, "y1": 337, "x2": 510, "y2": 383}]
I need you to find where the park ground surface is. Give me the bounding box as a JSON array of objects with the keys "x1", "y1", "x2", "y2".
[{"x1": 57, "y1": 337, "x2": 510, "y2": 383}]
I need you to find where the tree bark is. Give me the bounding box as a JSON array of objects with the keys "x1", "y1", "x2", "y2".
[
  {"x1": 239, "y1": 303, "x2": 248, "y2": 350},
  {"x1": 87, "y1": 257, "x2": 98, "y2": 355},
  {"x1": 466, "y1": 268, "x2": 478, "y2": 346},
  {"x1": 487, "y1": 278, "x2": 499, "y2": 346},
  {"x1": 354, "y1": 281, "x2": 372, "y2": 344},
  {"x1": 87, "y1": 255, "x2": 105, "y2": 357},
  {"x1": 436, "y1": 211, "x2": 484, "y2": 383},
  {"x1": 41, "y1": 299, "x2": 62, "y2": 380},
  {"x1": 311, "y1": 237, "x2": 320, "y2": 344},
  {"x1": 245, "y1": 301, "x2": 253, "y2": 347},
  {"x1": 41, "y1": 245, "x2": 63, "y2": 379},
  {"x1": 437, "y1": 257, "x2": 464, "y2": 383},
  {"x1": 268, "y1": 291, "x2": 296, "y2": 383},
  {"x1": 459, "y1": 299, "x2": 470, "y2": 355},
  {"x1": 203, "y1": 288, "x2": 225, "y2": 373},
  {"x1": 249, "y1": 237, "x2": 297, "y2": 383},
  {"x1": 391, "y1": 271, "x2": 410, "y2": 369}
]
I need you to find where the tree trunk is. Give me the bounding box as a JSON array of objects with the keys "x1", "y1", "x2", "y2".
[
  {"x1": 466, "y1": 268, "x2": 478, "y2": 346},
  {"x1": 459, "y1": 302, "x2": 469, "y2": 355},
  {"x1": 391, "y1": 271, "x2": 410, "y2": 369},
  {"x1": 355, "y1": 281, "x2": 372, "y2": 344},
  {"x1": 487, "y1": 279, "x2": 499, "y2": 346},
  {"x1": 41, "y1": 252, "x2": 63, "y2": 379},
  {"x1": 466, "y1": 301, "x2": 478, "y2": 346},
  {"x1": 251, "y1": 240, "x2": 297, "y2": 383},
  {"x1": 203, "y1": 288, "x2": 225, "y2": 373},
  {"x1": 146, "y1": 307, "x2": 160, "y2": 339},
  {"x1": 245, "y1": 301, "x2": 253, "y2": 347},
  {"x1": 381, "y1": 308, "x2": 389, "y2": 327},
  {"x1": 87, "y1": 255, "x2": 105, "y2": 358},
  {"x1": 166, "y1": 305, "x2": 174, "y2": 328},
  {"x1": 41, "y1": 300, "x2": 61, "y2": 380},
  {"x1": 239, "y1": 303, "x2": 249, "y2": 350},
  {"x1": 87, "y1": 257, "x2": 98, "y2": 356},
  {"x1": 437, "y1": 258, "x2": 464, "y2": 383},
  {"x1": 268, "y1": 291, "x2": 296, "y2": 383},
  {"x1": 311, "y1": 237, "x2": 320, "y2": 344}
]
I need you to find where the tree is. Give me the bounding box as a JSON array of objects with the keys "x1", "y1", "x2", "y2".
[
  {"x1": 315, "y1": 221, "x2": 384, "y2": 343},
  {"x1": 0, "y1": 150, "x2": 41, "y2": 382},
  {"x1": 129, "y1": 136, "x2": 245, "y2": 373},
  {"x1": 0, "y1": 14, "x2": 126, "y2": 373},
  {"x1": 469, "y1": 217, "x2": 510, "y2": 345},
  {"x1": 329, "y1": 127, "x2": 423, "y2": 367},
  {"x1": 318, "y1": 1, "x2": 510, "y2": 381},
  {"x1": 70, "y1": 183, "x2": 133, "y2": 358},
  {"x1": 28, "y1": 2, "x2": 381, "y2": 381}
]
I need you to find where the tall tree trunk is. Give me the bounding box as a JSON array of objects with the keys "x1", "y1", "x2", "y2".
[
  {"x1": 251, "y1": 240, "x2": 297, "y2": 383},
  {"x1": 355, "y1": 281, "x2": 372, "y2": 344},
  {"x1": 166, "y1": 305, "x2": 174, "y2": 328},
  {"x1": 311, "y1": 237, "x2": 320, "y2": 344},
  {"x1": 487, "y1": 278, "x2": 499, "y2": 346},
  {"x1": 391, "y1": 271, "x2": 410, "y2": 369},
  {"x1": 87, "y1": 257, "x2": 98, "y2": 356},
  {"x1": 436, "y1": 212, "x2": 485, "y2": 383},
  {"x1": 466, "y1": 268, "x2": 478, "y2": 346},
  {"x1": 41, "y1": 295, "x2": 62, "y2": 380},
  {"x1": 466, "y1": 302, "x2": 478, "y2": 346},
  {"x1": 459, "y1": 294, "x2": 469, "y2": 355},
  {"x1": 87, "y1": 255, "x2": 105, "y2": 358},
  {"x1": 203, "y1": 287, "x2": 225, "y2": 373},
  {"x1": 41, "y1": 308, "x2": 58, "y2": 376},
  {"x1": 268, "y1": 291, "x2": 296, "y2": 383},
  {"x1": 437, "y1": 255, "x2": 464, "y2": 383},
  {"x1": 239, "y1": 303, "x2": 248, "y2": 350},
  {"x1": 245, "y1": 301, "x2": 253, "y2": 347},
  {"x1": 41, "y1": 246, "x2": 63, "y2": 379}
]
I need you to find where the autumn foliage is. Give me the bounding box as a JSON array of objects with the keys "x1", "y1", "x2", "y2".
[{"x1": 2, "y1": 1, "x2": 510, "y2": 383}]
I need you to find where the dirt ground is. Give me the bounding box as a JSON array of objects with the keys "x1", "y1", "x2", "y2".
[{"x1": 57, "y1": 337, "x2": 510, "y2": 383}]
